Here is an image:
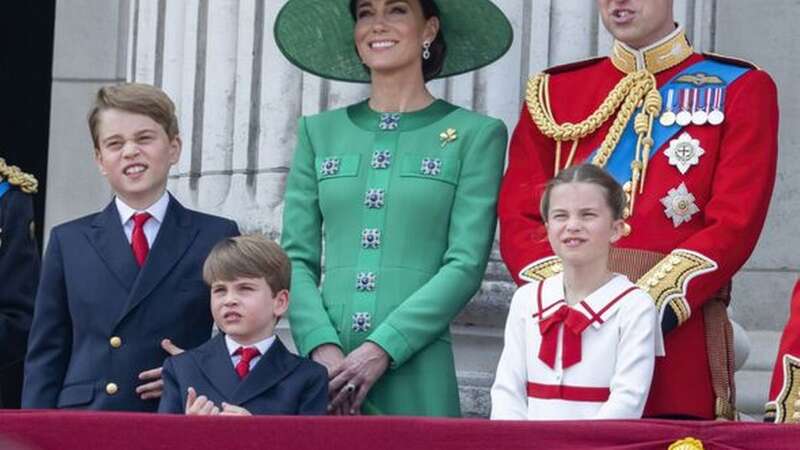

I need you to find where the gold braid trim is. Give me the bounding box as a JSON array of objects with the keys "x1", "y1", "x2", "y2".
[
  {"x1": 635, "y1": 249, "x2": 717, "y2": 326},
  {"x1": 519, "y1": 256, "x2": 563, "y2": 282},
  {"x1": 525, "y1": 70, "x2": 659, "y2": 167},
  {"x1": 525, "y1": 70, "x2": 661, "y2": 217},
  {"x1": 0, "y1": 158, "x2": 38, "y2": 194},
  {"x1": 774, "y1": 354, "x2": 800, "y2": 423}
]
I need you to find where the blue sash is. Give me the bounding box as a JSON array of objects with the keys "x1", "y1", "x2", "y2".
[
  {"x1": 0, "y1": 181, "x2": 10, "y2": 200},
  {"x1": 589, "y1": 59, "x2": 750, "y2": 185}
]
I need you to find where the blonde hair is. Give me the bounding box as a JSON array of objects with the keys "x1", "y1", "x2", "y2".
[
  {"x1": 540, "y1": 164, "x2": 626, "y2": 222},
  {"x1": 203, "y1": 235, "x2": 291, "y2": 292},
  {"x1": 88, "y1": 83, "x2": 179, "y2": 150}
]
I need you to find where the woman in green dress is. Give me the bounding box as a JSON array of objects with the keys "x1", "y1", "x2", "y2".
[{"x1": 276, "y1": 0, "x2": 512, "y2": 416}]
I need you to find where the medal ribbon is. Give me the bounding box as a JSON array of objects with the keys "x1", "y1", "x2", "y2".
[
  {"x1": 0, "y1": 181, "x2": 10, "y2": 201},
  {"x1": 588, "y1": 59, "x2": 751, "y2": 185}
]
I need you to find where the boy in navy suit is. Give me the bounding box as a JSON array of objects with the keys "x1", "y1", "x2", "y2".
[
  {"x1": 158, "y1": 235, "x2": 327, "y2": 415},
  {"x1": 22, "y1": 83, "x2": 239, "y2": 411}
]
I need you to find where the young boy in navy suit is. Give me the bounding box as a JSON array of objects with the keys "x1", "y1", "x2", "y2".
[
  {"x1": 158, "y1": 235, "x2": 327, "y2": 415},
  {"x1": 22, "y1": 83, "x2": 239, "y2": 411}
]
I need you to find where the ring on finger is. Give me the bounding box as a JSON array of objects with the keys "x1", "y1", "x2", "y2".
[{"x1": 344, "y1": 382, "x2": 357, "y2": 393}]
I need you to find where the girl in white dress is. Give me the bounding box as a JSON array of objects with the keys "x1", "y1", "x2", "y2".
[{"x1": 491, "y1": 164, "x2": 659, "y2": 420}]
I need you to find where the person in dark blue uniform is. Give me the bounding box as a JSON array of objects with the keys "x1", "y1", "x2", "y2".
[{"x1": 0, "y1": 158, "x2": 39, "y2": 408}]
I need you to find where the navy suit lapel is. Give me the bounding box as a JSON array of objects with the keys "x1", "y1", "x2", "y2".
[
  {"x1": 88, "y1": 201, "x2": 138, "y2": 292},
  {"x1": 233, "y1": 338, "x2": 299, "y2": 405},
  {"x1": 196, "y1": 334, "x2": 240, "y2": 398},
  {"x1": 116, "y1": 195, "x2": 200, "y2": 324}
]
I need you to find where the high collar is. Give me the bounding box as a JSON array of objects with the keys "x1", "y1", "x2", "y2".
[
  {"x1": 536, "y1": 272, "x2": 637, "y2": 330},
  {"x1": 611, "y1": 25, "x2": 693, "y2": 74},
  {"x1": 347, "y1": 99, "x2": 458, "y2": 132}
]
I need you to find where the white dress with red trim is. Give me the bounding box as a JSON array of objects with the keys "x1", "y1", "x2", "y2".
[{"x1": 491, "y1": 273, "x2": 658, "y2": 420}]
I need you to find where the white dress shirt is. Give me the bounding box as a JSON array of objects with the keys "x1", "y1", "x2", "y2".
[
  {"x1": 225, "y1": 334, "x2": 276, "y2": 372},
  {"x1": 491, "y1": 272, "x2": 658, "y2": 420},
  {"x1": 115, "y1": 191, "x2": 170, "y2": 247}
]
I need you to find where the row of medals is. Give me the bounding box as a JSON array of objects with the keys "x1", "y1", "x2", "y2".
[{"x1": 659, "y1": 86, "x2": 725, "y2": 127}]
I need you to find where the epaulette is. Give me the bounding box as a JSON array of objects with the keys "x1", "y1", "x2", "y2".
[
  {"x1": 0, "y1": 157, "x2": 38, "y2": 194},
  {"x1": 543, "y1": 56, "x2": 606, "y2": 75},
  {"x1": 703, "y1": 52, "x2": 760, "y2": 71}
]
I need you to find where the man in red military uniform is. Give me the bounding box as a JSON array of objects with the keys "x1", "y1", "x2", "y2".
[
  {"x1": 766, "y1": 279, "x2": 800, "y2": 423},
  {"x1": 498, "y1": 0, "x2": 779, "y2": 419}
]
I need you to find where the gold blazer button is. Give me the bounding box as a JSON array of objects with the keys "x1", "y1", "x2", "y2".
[
  {"x1": 109, "y1": 336, "x2": 122, "y2": 348},
  {"x1": 105, "y1": 382, "x2": 119, "y2": 395}
]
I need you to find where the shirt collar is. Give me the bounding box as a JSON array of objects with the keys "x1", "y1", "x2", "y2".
[
  {"x1": 537, "y1": 273, "x2": 638, "y2": 329},
  {"x1": 611, "y1": 24, "x2": 693, "y2": 74},
  {"x1": 115, "y1": 190, "x2": 170, "y2": 225},
  {"x1": 225, "y1": 334, "x2": 276, "y2": 357}
]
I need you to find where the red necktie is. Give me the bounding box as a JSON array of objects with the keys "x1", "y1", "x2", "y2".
[
  {"x1": 538, "y1": 305, "x2": 592, "y2": 370},
  {"x1": 234, "y1": 347, "x2": 261, "y2": 379},
  {"x1": 131, "y1": 212, "x2": 152, "y2": 267}
]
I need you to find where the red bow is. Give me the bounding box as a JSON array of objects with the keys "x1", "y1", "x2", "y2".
[{"x1": 538, "y1": 305, "x2": 592, "y2": 370}]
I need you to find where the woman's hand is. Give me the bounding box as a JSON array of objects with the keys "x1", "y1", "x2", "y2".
[
  {"x1": 310, "y1": 344, "x2": 346, "y2": 376},
  {"x1": 311, "y1": 344, "x2": 351, "y2": 415},
  {"x1": 328, "y1": 341, "x2": 389, "y2": 415}
]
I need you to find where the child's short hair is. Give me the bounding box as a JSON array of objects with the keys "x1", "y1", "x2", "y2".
[
  {"x1": 87, "y1": 83, "x2": 180, "y2": 150},
  {"x1": 540, "y1": 164, "x2": 627, "y2": 221},
  {"x1": 203, "y1": 235, "x2": 291, "y2": 292}
]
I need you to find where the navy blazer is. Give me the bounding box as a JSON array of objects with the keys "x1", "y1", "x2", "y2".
[
  {"x1": 158, "y1": 335, "x2": 327, "y2": 415},
  {"x1": 22, "y1": 194, "x2": 239, "y2": 411},
  {"x1": 0, "y1": 186, "x2": 39, "y2": 408}
]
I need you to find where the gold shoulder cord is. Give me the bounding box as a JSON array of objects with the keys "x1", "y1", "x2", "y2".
[
  {"x1": 0, "y1": 157, "x2": 38, "y2": 194},
  {"x1": 526, "y1": 70, "x2": 661, "y2": 216}
]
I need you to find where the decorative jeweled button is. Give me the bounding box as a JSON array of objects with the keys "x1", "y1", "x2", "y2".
[
  {"x1": 364, "y1": 189, "x2": 385, "y2": 209},
  {"x1": 420, "y1": 158, "x2": 442, "y2": 176},
  {"x1": 352, "y1": 312, "x2": 371, "y2": 332},
  {"x1": 361, "y1": 228, "x2": 381, "y2": 249},
  {"x1": 378, "y1": 113, "x2": 400, "y2": 131},
  {"x1": 371, "y1": 150, "x2": 392, "y2": 169},
  {"x1": 320, "y1": 158, "x2": 340, "y2": 176},
  {"x1": 355, "y1": 272, "x2": 376, "y2": 291}
]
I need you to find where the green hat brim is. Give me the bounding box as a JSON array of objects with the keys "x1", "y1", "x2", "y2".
[{"x1": 274, "y1": 0, "x2": 514, "y2": 83}]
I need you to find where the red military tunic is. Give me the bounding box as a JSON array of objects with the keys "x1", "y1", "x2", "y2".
[
  {"x1": 498, "y1": 27, "x2": 779, "y2": 419},
  {"x1": 766, "y1": 279, "x2": 800, "y2": 423}
]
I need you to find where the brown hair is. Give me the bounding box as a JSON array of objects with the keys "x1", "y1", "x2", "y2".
[
  {"x1": 540, "y1": 164, "x2": 627, "y2": 222},
  {"x1": 87, "y1": 83, "x2": 180, "y2": 150},
  {"x1": 203, "y1": 235, "x2": 291, "y2": 293}
]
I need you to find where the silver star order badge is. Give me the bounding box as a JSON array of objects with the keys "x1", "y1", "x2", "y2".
[
  {"x1": 661, "y1": 182, "x2": 700, "y2": 227},
  {"x1": 664, "y1": 132, "x2": 705, "y2": 175}
]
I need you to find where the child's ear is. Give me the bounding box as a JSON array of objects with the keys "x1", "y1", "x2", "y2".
[
  {"x1": 94, "y1": 150, "x2": 108, "y2": 176},
  {"x1": 273, "y1": 289, "x2": 290, "y2": 317},
  {"x1": 609, "y1": 219, "x2": 625, "y2": 244},
  {"x1": 168, "y1": 136, "x2": 182, "y2": 165}
]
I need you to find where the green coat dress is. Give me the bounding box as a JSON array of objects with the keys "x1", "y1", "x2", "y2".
[{"x1": 281, "y1": 99, "x2": 507, "y2": 416}]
